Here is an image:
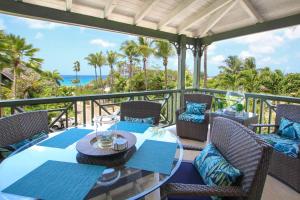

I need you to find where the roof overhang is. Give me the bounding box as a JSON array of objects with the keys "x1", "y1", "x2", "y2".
[{"x1": 0, "y1": 0, "x2": 300, "y2": 45}]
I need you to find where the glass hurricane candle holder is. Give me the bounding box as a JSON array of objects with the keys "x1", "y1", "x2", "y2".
[{"x1": 94, "y1": 115, "x2": 119, "y2": 149}]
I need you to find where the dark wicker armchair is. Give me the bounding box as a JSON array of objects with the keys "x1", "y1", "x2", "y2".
[
  {"x1": 120, "y1": 101, "x2": 162, "y2": 125},
  {"x1": 176, "y1": 94, "x2": 213, "y2": 141},
  {"x1": 250, "y1": 104, "x2": 300, "y2": 193},
  {"x1": 162, "y1": 117, "x2": 273, "y2": 200},
  {"x1": 0, "y1": 111, "x2": 49, "y2": 159}
]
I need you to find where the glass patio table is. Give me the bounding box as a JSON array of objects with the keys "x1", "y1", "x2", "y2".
[{"x1": 0, "y1": 124, "x2": 183, "y2": 200}]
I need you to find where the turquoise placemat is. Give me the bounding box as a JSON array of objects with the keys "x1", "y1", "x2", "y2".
[
  {"x1": 125, "y1": 140, "x2": 177, "y2": 175},
  {"x1": 38, "y1": 128, "x2": 94, "y2": 149},
  {"x1": 2, "y1": 160, "x2": 105, "y2": 200},
  {"x1": 108, "y1": 121, "x2": 151, "y2": 134}
]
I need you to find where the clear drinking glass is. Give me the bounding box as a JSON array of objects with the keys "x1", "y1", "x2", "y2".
[
  {"x1": 225, "y1": 90, "x2": 245, "y2": 111},
  {"x1": 94, "y1": 115, "x2": 119, "y2": 149}
]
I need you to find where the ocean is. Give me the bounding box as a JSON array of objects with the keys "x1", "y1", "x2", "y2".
[{"x1": 60, "y1": 75, "x2": 107, "y2": 86}]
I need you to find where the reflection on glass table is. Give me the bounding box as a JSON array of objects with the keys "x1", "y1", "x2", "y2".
[{"x1": 0, "y1": 123, "x2": 183, "y2": 200}]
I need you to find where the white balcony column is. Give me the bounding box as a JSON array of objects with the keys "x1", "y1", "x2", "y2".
[
  {"x1": 192, "y1": 39, "x2": 203, "y2": 89},
  {"x1": 177, "y1": 35, "x2": 187, "y2": 108}
]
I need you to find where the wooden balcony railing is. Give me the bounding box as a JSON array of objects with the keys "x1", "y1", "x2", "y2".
[{"x1": 0, "y1": 88, "x2": 299, "y2": 132}]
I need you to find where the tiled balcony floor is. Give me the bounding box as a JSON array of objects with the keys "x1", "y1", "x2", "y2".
[{"x1": 165, "y1": 125, "x2": 300, "y2": 200}]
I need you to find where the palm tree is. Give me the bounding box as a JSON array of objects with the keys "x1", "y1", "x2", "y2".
[
  {"x1": 43, "y1": 70, "x2": 63, "y2": 96},
  {"x1": 257, "y1": 67, "x2": 284, "y2": 94},
  {"x1": 116, "y1": 61, "x2": 126, "y2": 76},
  {"x1": 6, "y1": 34, "x2": 43, "y2": 99},
  {"x1": 85, "y1": 53, "x2": 98, "y2": 86},
  {"x1": 218, "y1": 56, "x2": 243, "y2": 89},
  {"x1": 106, "y1": 50, "x2": 119, "y2": 88},
  {"x1": 137, "y1": 37, "x2": 153, "y2": 90},
  {"x1": 244, "y1": 57, "x2": 256, "y2": 70},
  {"x1": 154, "y1": 40, "x2": 175, "y2": 89},
  {"x1": 94, "y1": 52, "x2": 106, "y2": 89},
  {"x1": 120, "y1": 40, "x2": 139, "y2": 78},
  {"x1": 73, "y1": 61, "x2": 80, "y2": 85}
]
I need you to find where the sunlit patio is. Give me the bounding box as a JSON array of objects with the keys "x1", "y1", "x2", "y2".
[{"x1": 0, "y1": 0, "x2": 300, "y2": 200}]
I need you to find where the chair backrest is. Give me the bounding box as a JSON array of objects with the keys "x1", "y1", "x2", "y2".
[
  {"x1": 210, "y1": 117, "x2": 272, "y2": 200},
  {"x1": 0, "y1": 111, "x2": 49, "y2": 147},
  {"x1": 120, "y1": 101, "x2": 161, "y2": 125},
  {"x1": 183, "y1": 94, "x2": 213, "y2": 110},
  {"x1": 275, "y1": 104, "x2": 300, "y2": 127}
]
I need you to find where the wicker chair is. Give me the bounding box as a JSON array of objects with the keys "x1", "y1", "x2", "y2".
[
  {"x1": 120, "y1": 101, "x2": 162, "y2": 125},
  {"x1": 162, "y1": 117, "x2": 273, "y2": 200},
  {"x1": 176, "y1": 94, "x2": 213, "y2": 141},
  {"x1": 250, "y1": 104, "x2": 300, "y2": 193},
  {"x1": 0, "y1": 111, "x2": 49, "y2": 159}
]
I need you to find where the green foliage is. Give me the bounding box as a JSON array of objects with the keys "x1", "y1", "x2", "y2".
[
  {"x1": 217, "y1": 99, "x2": 225, "y2": 110},
  {"x1": 236, "y1": 103, "x2": 244, "y2": 112},
  {"x1": 208, "y1": 56, "x2": 299, "y2": 97},
  {"x1": 0, "y1": 30, "x2": 299, "y2": 102},
  {"x1": 4, "y1": 34, "x2": 43, "y2": 99}
]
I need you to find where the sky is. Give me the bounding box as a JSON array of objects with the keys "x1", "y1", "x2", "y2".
[{"x1": 0, "y1": 13, "x2": 300, "y2": 76}]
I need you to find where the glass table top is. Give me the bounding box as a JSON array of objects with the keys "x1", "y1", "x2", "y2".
[
  {"x1": 0, "y1": 124, "x2": 183, "y2": 200},
  {"x1": 212, "y1": 110, "x2": 258, "y2": 120}
]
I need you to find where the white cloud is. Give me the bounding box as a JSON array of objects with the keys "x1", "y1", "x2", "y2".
[
  {"x1": 233, "y1": 31, "x2": 284, "y2": 55},
  {"x1": 0, "y1": 19, "x2": 5, "y2": 30},
  {"x1": 22, "y1": 18, "x2": 64, "y2": 30},
  {"x1": 90, "y1": 39, "x2": 116, "y2": 48},
  {"x1": 207, "y1": 43, "x2": 216, "y2": 55},
  {"x1": 127, "y1": 35, "x2": 137, "y2": 39},
  {"x1": 210, "y1": 55, "x2": 225, "y2": 65},
  {"x1": 34, "y1": 32, "x2": 43, "y2": 40},
  {"x1": 284, "y1": 26, "x2": 300, "y2": 40},
  {"x1": 79, "y1": 27, "x2": 86, "y2": 33},
  {"x1": 239, "y1": 50, "x2": 253, "y2": 59}
]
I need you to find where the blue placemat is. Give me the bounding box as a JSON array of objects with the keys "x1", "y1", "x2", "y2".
[
  {"x1": 2, "y1": 160, "x2": 105, "y2": 200},
  {"x1": 108, "y1": 121, "x2": 151, "y2": 134},
  {"x1": 126, "y1": 140, "x2": 177, "y2": 175},
  {"x1": 38, "y1": 128, "x2": 94, "y2": 149}
]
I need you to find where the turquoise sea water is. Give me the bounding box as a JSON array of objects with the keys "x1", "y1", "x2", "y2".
[{"x1": 60, "y1": 75, "x2": 107, "y2": 86}]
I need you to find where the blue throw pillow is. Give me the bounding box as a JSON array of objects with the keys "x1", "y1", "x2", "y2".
[
  {"x1": 186, "y1": 101, "x2": 207, "y2": 115},
  {"x1": 124, "y1": 116, "x2": 155, "y2": 125},
  {"x1": 259, "y1": 134, "x2": 300, "y2": 158},
  {"x1": 178, "y1": 112, "x2": 205, "y2": 124},
  {"x1": 193, "y1": 143, "x2": 242, "y2": 187},
  {"x1": 277, "y1": 118, "x2": 300, "y2": 140}
]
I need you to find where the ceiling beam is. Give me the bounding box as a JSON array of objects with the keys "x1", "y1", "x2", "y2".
[
  {"x1": 158, "y1": 0, "x2": 198, "y2": 30},
  {"x1": 240, "y1": 0, "x2": 263, "y2": 23},
  {"x1": 178, "y1": 0, "x2": 233, "y2": 33},
  {"x1": 0, "y1": 0, "x2": 196, "y2": 44},
  {"x1": 104, "y1": 0, "x2": 117, "y2": 19},
  {"x1": 134, "y1": 0, "x2": 160, "y2": 25},
  {"x1": 66, "y1": 0, "x2": 72, "y2": 12},
  {"x1": 195, "y1": 0, "x2": 238, "y2": 37},
  {"x1": 201, "y1": 12, "x2": 300, "y2": 44}
]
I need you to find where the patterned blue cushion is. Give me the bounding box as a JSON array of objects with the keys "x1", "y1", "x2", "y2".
[
  {"x1": 259, "y1": 134, "x2": 300, "y2": 158},
  {"x1": 277, "y1": 118, "x2": 300, "y2": 140},
  {"x1": 193, "y1": 143, "x2": 242, "y2": 188},
  {"x1": 186, "y1": 102, "x2": 207, "y2": 115},
  {"x1": 124, "y1": 116, "x2": 155, "y2": 125},
  {"x1": 178, "y1": 112, "x2": 205, "y2": 124}
]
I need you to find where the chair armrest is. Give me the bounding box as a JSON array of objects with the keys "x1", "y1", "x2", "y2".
[
  {"x1": 176, "y1": 108, "x2": 185, "y2": 116},
  {"x1": 9, "y1": 134, "x2": 48, "y2": 157},
  {"x1": 249, "y1": 124, "x2": 278, "y2": 132},
  {"x1": 182, "y1": 144, "x2": 203, "y2": 151},
  {"x1": 161, "y1": 183, "x2": 246, "y2": 197}
]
